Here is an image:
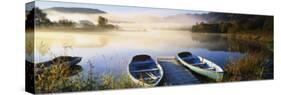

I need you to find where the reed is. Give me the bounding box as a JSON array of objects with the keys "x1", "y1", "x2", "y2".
[
  {"x1": 34, "y1": 46, "x2": 143, "y2": 93},
  {"x1": 223, "y1": 51, "x2": 269, "y2": 81}
]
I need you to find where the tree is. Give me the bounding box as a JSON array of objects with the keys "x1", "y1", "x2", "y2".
[
  {"x1": 26, "y1": 7, "x2": 52, "y2": 28},
  {"x1": 34, "y1": 7, "x2": 52, "y2": 26},
  {"x1": 57, "y1": 19, "x2": 75, "y2": 27},
  {"x1": 79, "y1": 20, "x2": 95, "y2": 28},
  {"x1": 98, "y1": 16, "x2": 108, "y2": 26},
  {"x1": 263, "y1": 16, "x2": 273, "y2": 31},
  {"x1": 26, "y1": 8, "x2": 35, "y2": 29}
]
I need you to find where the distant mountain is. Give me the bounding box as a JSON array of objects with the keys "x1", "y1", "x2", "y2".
[{"x1": 44, "y1": 7, "x2": 106, "y2": 14}]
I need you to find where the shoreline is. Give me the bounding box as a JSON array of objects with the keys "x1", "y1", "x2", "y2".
[{"x1": 191, "y1": 31, "x2": 273, "y2": 51}]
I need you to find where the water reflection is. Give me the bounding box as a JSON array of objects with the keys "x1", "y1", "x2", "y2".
[{"x1": 190, "y1": 33, "x2": 270, "y2": 53}]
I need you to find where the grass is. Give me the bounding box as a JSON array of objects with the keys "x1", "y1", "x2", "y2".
[
  {"x1": 222, "y1": 33, "x2": 273, "y2": 82},
  {"x1": 267, "y1": 41, "x2": 273, "y2": 51},
  {"x1": 222, "y1": 32, "x2": 273, "y2": 82},
  {"x1": 222, "y1": 51, "x2": 271, "y2": 82},
  {"x1": 34, "y1": 57, "x2": 143, "y2": 93}
]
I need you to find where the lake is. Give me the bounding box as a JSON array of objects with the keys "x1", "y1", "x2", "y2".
[{"x1": 26, "y1": 29, "x2": 269, "y2": 79}]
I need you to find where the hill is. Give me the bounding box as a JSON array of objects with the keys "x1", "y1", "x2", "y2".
[{"x1": 44, "y1": 7, "x2": 106, "y2": 14}]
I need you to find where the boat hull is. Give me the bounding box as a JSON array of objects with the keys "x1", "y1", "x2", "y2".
[
  {"x1": 128, "y1": 55, "x2": 164, "y2": 87},
  {"x1": 35, "y1": 56, "x2": 82, "y2": 68},
  {"x1": 177, "y1": 55, "x2": 223, "y2": 81}
]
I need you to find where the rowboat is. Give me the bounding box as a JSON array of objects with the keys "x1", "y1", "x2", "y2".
[
  {"x1": 128, "y1": 54, "x2": 164, "y2": 87},
  {"x1": 176, "y1": 52, "x2": 224, "y2": 81},
  {"x1": 35, "y1": 56, "x2": 82, "y2": 68}
]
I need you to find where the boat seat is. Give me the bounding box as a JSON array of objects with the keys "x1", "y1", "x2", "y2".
[
  {"x1": 182, "y1": 56, "x2": 201, "y2": 63},
  {"x1": 146, "y1": 72, "x2": 158, "y2": 80},
  {"x1": 191, "y1": 63, "x2": 205, "y2": 66},
  {"x1": 181, "y1": 57, "x2": 193, "y2": 61},
  {"x1": 204, "y1": 67, "x2": 216, "y2": 71},
  {"x1": 143, "y1": 77, "x2": 159, "y2": 81},
  {"x1": 142, "y1": 74, "x2": 160, "y2": 80},
  {"x1": 134, "y1": 60, "x2": 154, "y2": 64},
  {"x1": 131, "y1": 68, "x2": 159, "y2": 73}
]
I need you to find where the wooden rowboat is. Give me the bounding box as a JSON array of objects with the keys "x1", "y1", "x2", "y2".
[
  {"x1": 35, "y1": 56, "x2": 82, "y2": 68},
  {"x1": 128, "y1": 54, "x2": 164, "y2": 87},
  {"x1": 176, "y1": 52, "x2": 224, "y2": 81}
]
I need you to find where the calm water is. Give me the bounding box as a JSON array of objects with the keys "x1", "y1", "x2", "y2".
[{"x1": 27, "y1": 29, "x2": 268, "y2": 78}]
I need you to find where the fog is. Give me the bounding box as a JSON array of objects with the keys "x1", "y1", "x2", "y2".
[{"x1": 43, "y1": 10, "x2": 204, "y2": 30}]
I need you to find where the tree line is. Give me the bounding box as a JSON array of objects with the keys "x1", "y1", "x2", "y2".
[
  {"x1": 191, "y1": 13, "x2": 273, "y2": 33},
  {"x1": 26, "y1": 7, "x2": 117, "y2": 30}
]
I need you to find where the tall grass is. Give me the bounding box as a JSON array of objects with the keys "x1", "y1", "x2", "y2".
[
  {"x1": 222, "y1": 33, "x2": 273, "y2": 82},
  {"x1": 223, "y1": 51, "x2": 269, "y2": 81},
  {"x1": 35, "y1": 61, "x2": 143, "y2": 93}
]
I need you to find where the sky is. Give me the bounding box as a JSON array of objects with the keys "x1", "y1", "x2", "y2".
[{"x1": 34, "y1": 1, "x2": 208, "y2": 16}]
